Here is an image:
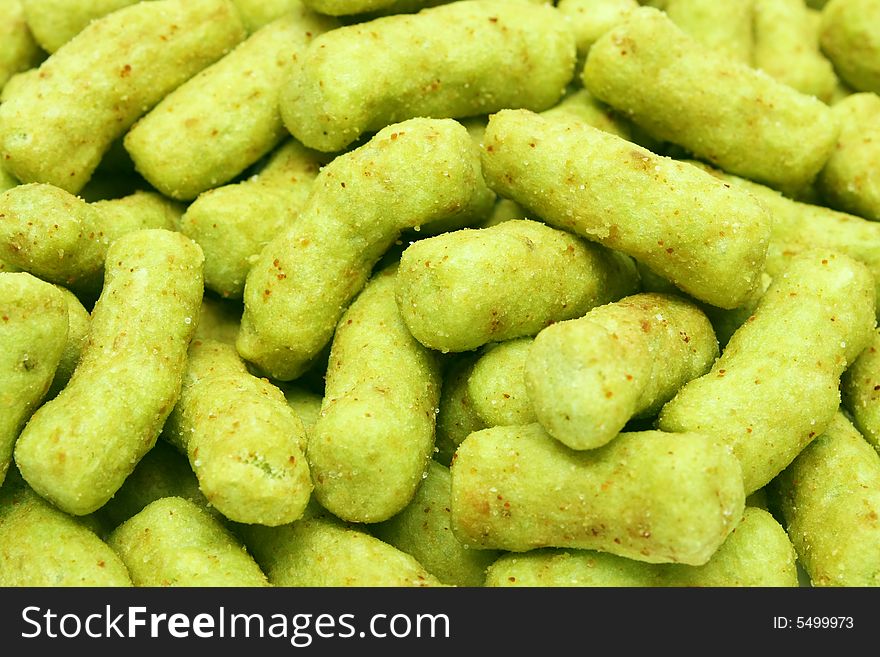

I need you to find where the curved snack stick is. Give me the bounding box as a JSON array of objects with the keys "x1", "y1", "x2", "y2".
[
  {"x1": 14, "y1": 229, "x2": 204, "y2": 515},
  {"x1": 0, "y1": 0, "x2": 246, "y2": 193},
  {"x1": 45, "y1": 285, "x2": 90, "y2": 399},
  {"x1": 0, "y1": 0, "x2": 42, "y2": 90},
  {"x1": 819, "y1": 0, "x2": 880, "y2": 94},
  {"x1": 20, "y1": 0, "x2": 139, "y2": 53},
  {"x1": 281, "y1": 0, "x2": 575, "y2": 152}
]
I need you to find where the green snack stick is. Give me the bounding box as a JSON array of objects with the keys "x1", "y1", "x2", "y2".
[
  {"x1": 98, "y1": 442, "x2": 212, "y2": 530},
  {"x1": 238, "y1": 509, "x2": 442, "y2": 586},
  {"x1": 0, "y1": 471, "x2": 132, "y2": 586},
  {"x1": 0, "y1": 160, "x2": 19, "y2": 193},
  {"x1": 309, "y1": 267, "x2": 440, "y2": 523},
  {"x1": 819, "y1": 0, "x2": 880, "y2": 94},
  {"x1": 45, "y1": 285, "x2": 90, "y2": 399},
  {"x1": 556, "y1": 0, "x2": 638, "y2": 73},
  {"x1": 282, "y1": 385, "x2": 323, "y2": 437},
  {"x1": 451, "y1": 423, "x2": 744, "y2": 565},
  {"x1": 233, "y1": 0, "x2": 319, "y2": 32},
  {"x1": 280, "y1": 0, "x2": 576, "y2": 152},
  {"x1": 397, "y1": 219, "x2": 639, "y2": 352},
  {"x1": 526, "y1": 292, "x2": 718, "y2": 450},
  {"x1": 0, "y1": 67, "x2": 36, "y2": 103},
  {"x1": 583, "y1": 7, "x2": 839, "y2": 193},
  {"x1": 125, "y1": 10, "x2": 336, "y2": 201},
  {"x1": 434, "y1": 354, "x2": 483, "y2": 466},
  {"x1": 0, "y1": 184, "x2": 180, "y2": 296},
  {"x1": 20, "y1": 0, "x2": 140, "y2": 53},
  {"x1": 658, "y1": 250, "x2": 876, "y2": 494},
  {"x1": 164, "y1": 339, "x2": 312, "y2": 526},
  {"x1": 817, "y1": 93, "x2": 880, "y2": 221},
  {"x1": 14, "y1": 229, "x2": 204, "y2": 515},
  {"x1": 0, "y1": 0, "x2": 246, "y2": 193},
  {"x1": 753, "y1": 0, "x2": 837, "y2": 102},
  {"x1": 842, "y1": 330, "x2": 880, "y2": 453},
  {"x1": 0, "y1": 272, "x2": 67, "y2": 485},
  {"x1": 108, "y1": 497, "x2": 269, "y2": 587},
  {"x1": 666, "y1": 0, "x2": 754, "y2": 65},
  {"x1": 193, "y1": 294, "x2": 242, "y2": 345},
  {"x1": 0, "y1": 0, "x2": 42, "y2": 91},
  {"x1": 481, "y1": 109, "x2": 771, "y2": 309},
  {"x1": 237, "y1": 118, "x2": 494, "y2": 381},
  {"x1": 181, "y1": 140, "x2": 330, "y2": 299},
  {"x1": 485, "y1": 507, "x2": 797, "y2": 587},
  {"x1": 467, "y1": 338, "x2": 536, "y2": 429},
  {"x1": 774, "y1": 412, "x2": 880, "y2": 586},
  {"x1": 373, "y1": 460, "x2": 500, "y2": 586}
]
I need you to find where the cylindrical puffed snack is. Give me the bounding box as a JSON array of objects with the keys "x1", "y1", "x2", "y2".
[
  {"x1": 665, "y1": 0, "x2": 754, "y2": 65},
  {"x1": 658, "y1": 250, "x2": 876, "y2": 493},
  {"x1": 237, "y1": 117, "x2": 494, "y2": 381},
  {"x1": 842, "y1": 330, "x2": 880, "y2": 453},
  {"x1": 451, "y1": 423, "x2": 745, "y2": 565},
  {"x1": 20, "y1": 0, "x2": 140, "y2": 53},
  {"x1": 280, "y1": 0, "x2": 576, "y2": 152},
  {"x1": 0, "y1": 0, "x2": 42, "y2": 91},
  {"x1": 107, "y1": 497, "x2": 269, "y2": 587},
  {"x1": 526, "y1": 293, "x2": 718, "y2": 450},
  {"x1": 556, "y1": 0, "x2": 638, "y2": 72},
  {"x1": 309, "y1": 267, "x2": 440, "y2": 523},
  {"x1": 819, "y1": 0, "x2": 880, "y2": 94},
  {"x1": 583, "y1": 7, "x2": 839, "y2": 193},
  {"x1": 481, "y1": 109, "x2": 771, "y2": 309},
  {"x1": 0, "y1": 0, "x2": 246, "y2": 193},
  {"x1": 45, "y1": 285, "x2": 90, "y2": 399},
  {"x1": 14, "y1": 229, "x2": 204, "y2": 515}
]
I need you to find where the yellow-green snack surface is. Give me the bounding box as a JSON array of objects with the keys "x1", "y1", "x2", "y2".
[
  {"x1": 397, "y1": 219, "x2": 638, "y2": 352},
  {"x1": 194, "y1": 294, "x2": 242, "y2": 345},
  {"x1": 556, "y1": 0, "x2": 638, "y2": 73},
  {"x1": 451, "y1": 423, "x2": 744, "y2": 565},
  {"x1": 752, "y1": 0, "x2": 837, "y2": 103},
  {"x1": 0, "y1": 0, "x2": 42, "y2": 91},
  {"x1": 20, "y1": 0, "x2": 140, "y2": 53},
  {"x1": 842, "y1": 330, "x2": 880, "y2": 453},
  {"x1": 237, "y1": 117, "x2": 494, "y2": 381},
  {"x1": 540, "y1": 88, "x2": 634, "y2": 142},
  {"x1": 583, "y1": 7, "x2": 839, "y2": 193},
  {"x1": 817, "y1": 93, "x2": 880, "y2": 222},
  {"x1": 282, "y1": 385, "x2": 323, "y2": 437},
  {"x1": 280, "y1": 0, "x2": 576, "y2": 152},
  {"x1": 373, "y1": 460, "x2": 499, "y2": 586},
  {"x1": 14, "y1": 229, "x2": 204, "y2": 515},
  {"x1": 467, "y1": 338, "x2": 536, "y2": 429},
  {"x1": 665, "y1": 0, "x2": 754, "y2": 65},
  {"x1": 45, "y1": 285, "x2": 90, "y2": 399},
  {"x1": 0, "y1": 184, "x2": 179, "y2": 296},
  {"x1": 526, "y1": 293, "x2": 718, "y2": 450},
  {"x1": 433, "y1": 354, "x2": 484, "y2": 466},
  {"x1": 0, "y1": 0, "x2": 246, "y2": 193},
  {"x1": 309, "y1": 267, "x2": 440, "y2": 523},
  {"x1": 181, "y1": 140, "x2": 329, "y2": 299},
  {"x1": 0, "y1": 272, "x2": 67, "y2": 485},
  {"x1": 0, "y1": 472, "x2": 132, "y2": 586},
  {"x1": 481, "y1": 109, "x2": 771, "y2": 310},
  {"x1": 232, "y1": 0, "x2": 316, "y2": 32},
  {"x1": 819, "y1": 0, "x2": 880, "y2": 94},
  {"x1": 775, "y1": 412, "x2": 880, "y2": 586},
  {"x1": 108, "y1": 497, "x2": 269, "y2": 587},
  {"x1": 125, "y1": 10, "x2": 336, "y2": 201},
  {"x1": 485, "y1": 507, "x2": 797, "y2": 587},
  {"x1": 164, "y1": 339, "x2": 312, "y2": 526},
  {"x1": 659, "y1": 250, "x2": 876, "y2": 494},
  {"x1": 239, "y1": 510, "x2": 442, "y2": 586}
]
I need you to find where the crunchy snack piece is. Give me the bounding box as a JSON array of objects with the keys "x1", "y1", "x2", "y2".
[
  {"x1": 397, "y1": 219, "x2": 638, "y2": 352},
  {"x1": 481, "y1": 109, "x2": 771, "y2": 309},
  {"x1": 556, "y1": 0, "x2": 638, "y2": 72},
  {"x1": 0, "y1": 0, "x2": 246, "y2": 193},
  {"x1": 237, "y1": 118, "x2": 494, "y2": 381},
  {"x1": 659, "y1": 250, "x2": 876, "y2": 493},
  {"x1": 0, "y1": 0, "x2": 42, "y2": 90},
  {"x1": 45, "y1": 285, "x2": 89, "y2": 399},
  {"x1": 485, "y1": 507, "x2": 797, "y2": 587},
  {"x1": 193, "y1": 294, "x2": 242, "y2": 345},
  {"x1": 281, "y1": 0, "x2": 576, "y2": 152},
  {"x1": 842, "y1": 329, "x2": 880, "y2": 453},
  {"x1": 0, "y1": 471, "x2": 132, "y2": 586},
  {"x1": 451, "y1": 423, "x2": 744, "y2": 565},
  {"x1": 666, "y1": 0, "x2": 754, "y2": 65},
  {"x1": 819, "y1": 0, "x2": 880, "y2": 94},
  {"x1": 433, "y1": 354, "x2": 484, "y2": 466},
  {"x1": 467, "y1": 338, "x2": 536, "y2": 429},
  {"x1": 309, "y1": 267, "x2": 440, "y2": 523},
  {"x1": 0, "y1": 272, "x2": 67, "y2": 484},
  {"x1": 20, "y1": 0, "x2": 139, "y2": 53},
  {"x1": 527, "y1": 293, "x2": 718, "y2": 450},
  {"x1": 583, "y1": 7, "x2": 839, "y2": 193},
  {"x1": 108, "y1": 497, "x2": 269, "y2": 587},
  {"x1": 774, "y1": 412, "x2": 880, "y2": 586},
  {"x1": 15, "y1": 229, "x2": 204, "y2": 515}
]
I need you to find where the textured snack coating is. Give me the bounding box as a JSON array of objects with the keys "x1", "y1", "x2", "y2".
[
  {"x1": 14, "y1": 229, "x2": 204, "y2": 515},
  {"x1": 659, "y1": 250, "x2": 876, "y2": 493},
  {"x1": 481, "y1": 109, "x2": 771, "y2": 309},
  {"x1": 819, "y1": 0, "x2": 880, "y2": 94},
  {"x1": 280, "y1": 0, "x2": 576, "y2": 151},
  {"x1": 237, "y1": 117, "x2": 494, "y2": 381},
  {"x1": 526, "y1": 293, "x2": 718, "y2": 450},
  {"x1": 666, "y1": 0, "x2": 754, "y2": 65},
  {"x1": 842, "y1": 330, "x2": 880, "y2": 453},
  {"x1": 0, "y1": 0, "x2": 246, "y2": 193},
  {"x1": 397, "y1": 219, "x2": 639, "y2": 352},
  {"x1": 451, "y1": 423, "x2": 744, "y2": 565},
  {"x1": 583, "y1": 7, "x2": 839, "y2": 193},
  {"x1": 309, "y1": 267, "x2": 440, "y2": 523},
  {"x1": 20, "y1": 0, "x2": 139, "y2": 53},
  {"x1": 0, "y1": 0, "x2": 42, "y2": 90}
]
